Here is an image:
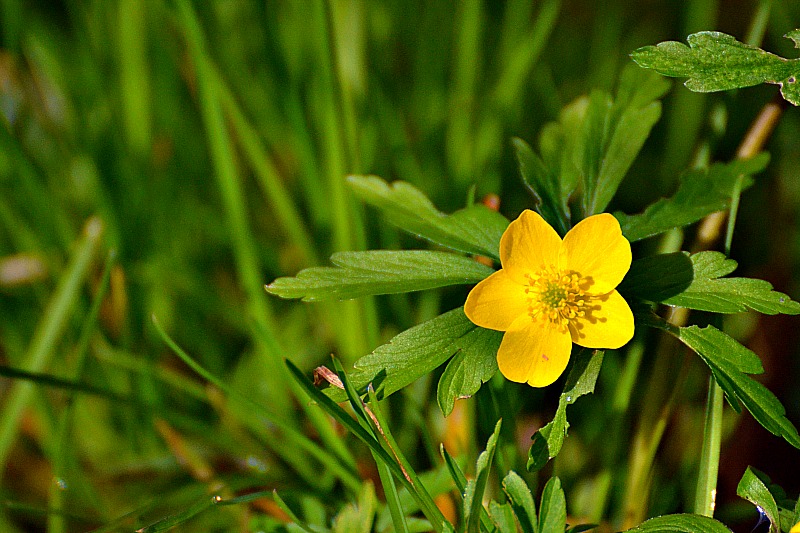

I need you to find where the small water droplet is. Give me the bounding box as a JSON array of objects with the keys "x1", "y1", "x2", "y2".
[
  {"x1": 565, "y1": 395, "x2": 573, "y2": 403},
  {"x1": 55, "y1": 478, "x2": 68, "y2": 490},
  {"x1": 780, "y1": 297, "x2": 786, "y2": 303}
]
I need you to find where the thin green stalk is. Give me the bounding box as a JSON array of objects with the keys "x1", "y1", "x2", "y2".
[
  {"x1": 48, "y1": 250, "x2": 116, "y2": 533},
  {"x1": 213, "y1": 64, "x2": 320, "y2": 266},
  {"x1": 693, "y1": 377, "x2": 724, "y2": 516},
  {"x1": 0, "y1": 217, "x2": 103, "y2": 473},
  {"x1": 152, "y1": 316, "x2": 362, "y2": 492},
  {"x1": 176, "y1": 0, "x2": 288, "y2": 412},
  {"x1": 117, "y1": 0, "x2": 151, "y2": 156}
]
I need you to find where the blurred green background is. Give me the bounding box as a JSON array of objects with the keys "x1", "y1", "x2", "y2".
[{"x1": 1, "y1": 0, "x2": 800, "y2": 531}]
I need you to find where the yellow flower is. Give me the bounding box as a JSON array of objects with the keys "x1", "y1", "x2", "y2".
[
  {"x1": 791, "y1": 520, "x2": 800, "y2": 533},
  {"x1": 465, "y1": 210, "x2": 634, "y2": 387}
]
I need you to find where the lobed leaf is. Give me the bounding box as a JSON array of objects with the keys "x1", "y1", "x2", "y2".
[
  {"x1": 327, "y1": 308, "x2": 489, "y2": 404},
  {"x1": 528, "y1": 350, "x2": 604, "y2": 471},
  {"x1": 538, "y1": 477, "x2": 566, "y2": 533},
  {"x1": 736, "y1": 467, "x2": 780, "y2": 533},
  {"x1": 436, "y1": 327, "x2": 502, "y2": 416},
  {"x1": 625, "y1": 513, "x2": 733, "y2": 533},
  {"x1": 514, "y1": 137, "x2": 571, "y2": 235},
  {"x1": 348, "y1": 175, "x2": 509, "y2": 260},
  {"x1": 616, "y1": 155, "x2": 768, "y2": 242},
  {"x1": 643, "y1": 315, "x2": 800, "y2": 449},
  {"x1": 617, "y1": 252, "x2": 694, "y2": 302},
  {"x1": 663, "y1": 252, "x2": 800, "y2": 315},
  {"x1": 502, "y1": 471, "x2": 538, "y2": 533},
  {"x1": 578, "y1": 66, "x2": 669, "y2": 216},
  {"x1": 266, "y1": 250, "x2": 494, "y2": 302},
  {"x1": 631, "y1": 30, "x2": 800, "y2": 105}
]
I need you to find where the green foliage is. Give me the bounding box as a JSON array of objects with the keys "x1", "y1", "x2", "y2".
[
  {"x1": 513, "y1": 136, "x2": 572, "y2": 235},
  {"x1": 464, "y1": 420, "x2": 502, "y2": 533},
  {"x1": 625, "y1": 514, "x2": 732, "y2": 532},
  {"x1": 538, "y1": 477, "x2": 567, "y2": 533},
  {"x1": 618, "y1": 252, "x2": 694, "y2": 302},
  {"x1": 616, "y1": 155, "x2": 769, "y2": 242},
  {"x1": 578, "y1": 67, "x2": 670, "y2": 216},
  {"x1": 348, "y1": 176, "x2": 509, "y2": 260},
  {"x1": 265, "y1": 250, "x2": 494, "y2": 302},
  {"x1": 632, "y1": 30, "x2": 800, "y2": 105},
  {"x1": 328, "y1": 308, "x2": 502, "y2": 413},
  {"x1": 663, "y1": 252, "x2": 800, "y2": 314},
  {"x1": 436, "y1": 327, "x2": 502, "y2": 416},
  {"x1": 528, "y1": 350, "x2": 604, "y2": 471},
  {"x1": 737, "y1": 467, "x2": 780, "y2": 533},
  {"x1": 502, "y1": 471, "x2": 539, "y2": 533},
  {"x1": 642, "y1": 315, "x2": 800, "y2": 449}
]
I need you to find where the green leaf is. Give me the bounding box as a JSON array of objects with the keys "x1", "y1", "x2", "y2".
[
  {"x1": 436, "y1": 327, "x2": 502, "y2": 416},
  {"x1": 464, "y1": 420, "x2": 502, "y2": 533},
  {"x1": 332, "y1": 482, "x2": 377, "y2": 533},
  {"x1": 616, "y1": 155, "x2": 769, "y2": 242},
  {"x1": 538, "y1": 477, "x2": 566, "y2": 533},
  {"x1": 625, "y1": 513, "x2": 732, "y2": 533},
  {"x1": 578, "y1": 66, "x2": 668, "y2": 215},
  {"x1": 502, "y1": 471, "x2": 538, "y2": 533},
  {"x1": 348, "y1": 175, "x2": 509, "y2": 260},
  {"x1": 645, "y1": 317, "x2": 800, "y2": 449},
  {"x1": 489, "y1": 501, "x2": 518, "y2": 533},
  {"x1": 737, "y1": 467, "x2": 780, "y2": 533},
  {"x1": 513, "y1": 137, "x2": 570, "y2": 235},
  {"x1": 663, "y1": 252, "x2": 800, "y2": 315},
  {"x1": 266, "y1": 250, "x2": 494, "y2": 302},
  {"x1": 327, "y1": 308, "x2": 478, "y2": 403},
  {"x1": 631, "y1": 30, "x2": 800, "y2": 106},
  {"x1": 617, "y1": 252, "x2": 694, "y2": 302},
  {"x1": 528, "y1": 350, "x2": 604, "y2": 471}
]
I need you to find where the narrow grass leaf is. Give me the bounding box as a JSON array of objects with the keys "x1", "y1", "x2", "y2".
[
  {"x1": 287, "y1": 360, "x2": 446, "y2": 531},
  {"x1": 538, "y1": 477, "x2": 566, "y2": 533},
  {"x1": 272, "y1": 491, "x2": 323, "y2": 533},
  {"x1": 528, "y1": 350, "x2": 604, "y2": 471},
  {"x1": 266, "y1": 250, "x2": 494, "y2": 302},
  {"x1": 502, "y1": 471, "x2": 538, "y2": 533},
  {"x1": 347, "y1": 175, "x2": 508, "y2": 260},
  {"x1": 0, "y1": 217, "x2": 102, "y2": 468},
  {"x1": 464, "y1": 420, "x2": 502, "y2": 533},
  {"x1": 631, "y1": 31, "x2": 800, "y2": 105},
  {"x1": 663, "y1": 252, "x2": 800, "y2": 315},
  {"x1": 624, "y1": 513, "x2": 733, "y2": 532},
  {"x1": 137, "y1": 495, "x2": 219, "y2": 533},
  {"x1": 737, "y1": 467, "x2": 780, "y2": 533},
  {"x1": 436, "y1": 327, "x2": 502, "y2": 416},
  {"x1": 616, "y1": 155, "x2": 768, "y2": 242}
]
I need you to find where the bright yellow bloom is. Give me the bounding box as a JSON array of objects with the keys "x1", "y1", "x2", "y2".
[
  {"x1": 791, "y1": 520, "x2": 800, "y2": 533},
  {"x1": 464, "y1": 210, "x2": 634, "y2": 387}
]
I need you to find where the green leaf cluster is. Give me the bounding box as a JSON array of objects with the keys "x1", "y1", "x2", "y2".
[
  {"x1": 631, "y1": 30, "x2": 800, "y2": 106},
  {"x1": 616, "y1": 155, "x2": 769, "y2": 243},
  {"x1": 514, "y1": 66, "x2": 670, "y2": 232}
]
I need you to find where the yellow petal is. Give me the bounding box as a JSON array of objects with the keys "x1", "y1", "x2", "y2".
[
  {"x1": 559, "y1": 213, "x2": 631, "y2": 294},
  {"x1": 464, "y1": 270, "x2": 529, "y2": 331},
  {"x1": 500, "y1": 210, "x2": 562, "y2": 284},
  {"x1": 790, "y1": 521, "x2": 800, "y2": 533},
  {"x1": 569, "y1": 290, "x2": 634, "y2": 349},
  {"x1": 497, "y1": 315, "x2": 573, "y2": 387}
]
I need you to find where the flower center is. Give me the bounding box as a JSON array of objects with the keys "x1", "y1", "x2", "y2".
[{"x1": 525, "y1": 267, "x2": 587, "y2": 331}]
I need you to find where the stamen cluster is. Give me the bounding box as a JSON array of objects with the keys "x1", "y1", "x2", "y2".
[{"x1": 525, "y1": 267, "x2": 586, "y2": 332}]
